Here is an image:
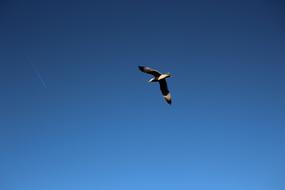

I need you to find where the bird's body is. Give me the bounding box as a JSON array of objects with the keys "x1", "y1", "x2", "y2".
[
  {"x1": 138, "y1": 66, "x2": 172, "y2": 104},
  {"x1": 158, "y1": 73, "x2": 171, "y2": 81}
]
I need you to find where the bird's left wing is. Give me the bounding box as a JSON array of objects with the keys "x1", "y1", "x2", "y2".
[{"x1": 138, "y1": 66, "x2": 161, "y2": 77}]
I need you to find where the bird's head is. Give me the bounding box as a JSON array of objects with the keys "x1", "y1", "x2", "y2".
[{"x1": 166, "y1": 72, "x2": 172, "y2": 78}]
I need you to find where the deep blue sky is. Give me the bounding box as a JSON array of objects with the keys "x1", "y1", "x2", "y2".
[{"x1": 1, "y1": 0, "x2": 285, "y2": 189}]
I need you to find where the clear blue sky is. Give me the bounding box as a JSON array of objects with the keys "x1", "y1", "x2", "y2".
[{"x1": 0, "y1": 0, "x2": 285, "y2": 190}]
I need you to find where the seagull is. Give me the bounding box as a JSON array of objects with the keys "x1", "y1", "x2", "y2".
[{"x1": 138, "y1": 66, "x2": 172, "y2": 104}]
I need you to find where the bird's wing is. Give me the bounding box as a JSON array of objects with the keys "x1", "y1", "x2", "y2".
[
  {"x1": 138, "y1": 66, "x2": 161, "y2": 77},
  {"x1": 159, "y1": 79, "x2": 172, "y2": 104}
]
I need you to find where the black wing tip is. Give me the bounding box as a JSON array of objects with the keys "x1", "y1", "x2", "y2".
[
  {"x1": 166, "y1": 100, "x2": 172, "y2": 105},
  {"x1": 138, "y1": 66, "x2": 145, "y2": 71},
  {"x1": 164, "y1": 96, "x2": 172, "y2": 105}
]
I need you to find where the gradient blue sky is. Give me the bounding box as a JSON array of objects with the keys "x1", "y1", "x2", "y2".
[{"x1": 1, "y1": 0, "x2": 285, "y2": 190}]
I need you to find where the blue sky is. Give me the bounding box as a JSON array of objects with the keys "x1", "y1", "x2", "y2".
[{"x1": 0, "y1": 0, "x2": 285, "y2": 190}]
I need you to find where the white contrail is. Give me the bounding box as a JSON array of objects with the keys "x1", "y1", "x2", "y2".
[{"x1": 26, "y1": 57, "x2": 47, "y2": 89}]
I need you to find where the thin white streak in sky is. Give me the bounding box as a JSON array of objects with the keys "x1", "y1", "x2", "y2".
[{"x1": 26, "y1": 57, "x2": 47, "y2": 89}]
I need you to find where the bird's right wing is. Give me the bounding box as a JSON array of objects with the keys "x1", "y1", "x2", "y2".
[
  {"x1": 159, "y1": 79, "x2": 172, "y2": 104},
  {"x1": 138, "y1": 66, "x2": 161, "y2": 77}
]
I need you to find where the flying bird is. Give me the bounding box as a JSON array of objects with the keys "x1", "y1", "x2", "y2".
[{"x1": 138, "y1": 66, "x2": 172, "y2": 104}]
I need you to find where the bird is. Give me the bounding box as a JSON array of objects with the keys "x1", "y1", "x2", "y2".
[{"x1": 138, "y1": 66, "x2": 172, "y2": 104}]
